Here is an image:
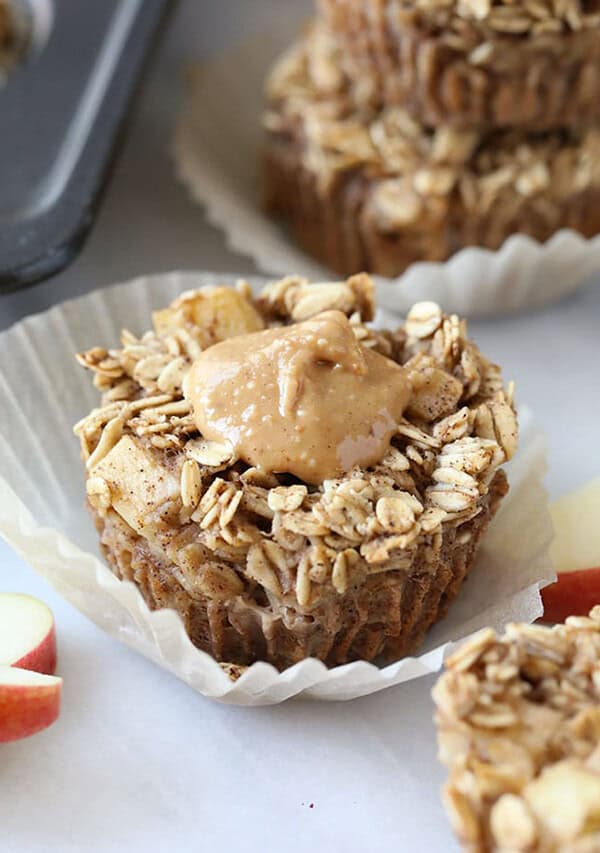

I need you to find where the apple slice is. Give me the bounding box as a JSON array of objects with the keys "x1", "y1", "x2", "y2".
[
  {"x1": 540, "y1": 479, "x2": 600, "y2": 622},
  {"x1": 541, "y1": 567, "x2": 600, "y2": 623},
  {"x1": 0, "y1": 593, "x2": 57, "y2": 675},
  {"x1": 0, "y1": 666, "x2": 62, "y2": 743},
  {"x1": 549, "y1": 478, "x2": 600, "y2": 574}
]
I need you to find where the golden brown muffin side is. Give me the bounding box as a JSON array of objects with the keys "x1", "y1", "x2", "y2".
[{"x1": 91, "y1": 469, "x2": 507, "y2": 668}]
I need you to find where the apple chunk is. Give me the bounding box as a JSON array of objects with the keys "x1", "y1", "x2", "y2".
[
  {"x1": 152, "y1": 287, "x2": 264, "y2": 344},
  {"x1": 91, "y1": 435, "x2": 180, "y2": 537},
  {"x1": 0, "y1": 666, "x2": 62, "y2": 743},
  {"x1": 0, "y1": 593, "x2": 57, "y2": 675}
]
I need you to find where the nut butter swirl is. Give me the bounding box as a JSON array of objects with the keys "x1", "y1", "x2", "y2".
[{"x1": 183, "y1": 310, "x2": 410, "y2": 484}]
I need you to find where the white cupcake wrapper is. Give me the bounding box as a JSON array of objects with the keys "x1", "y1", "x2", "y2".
[
  {"x1": 174, "y1": 21, "x2": 600, "y2": 317},
  {"x1": 0, "y1": 272, "x2": 555, "y2": 705}
]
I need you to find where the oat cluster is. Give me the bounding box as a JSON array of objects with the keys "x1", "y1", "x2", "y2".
[
  {"x1": 265, "y1": 24, "x2": 600, "y2": 227},
  {"x1": 75, "y1": 276, "x2": 516, "y2": 611},
  {"x1": 321, "y1": 0, "x2": 600, "y2": 49},
  {"x1": 433, "y1": 610, "x2": 600, "y2": 852}
]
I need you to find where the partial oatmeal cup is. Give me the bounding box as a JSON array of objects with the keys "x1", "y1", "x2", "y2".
[
  {"x1": 433, "y1": 610, "x2": 600, "y2": 851},
  {"x1": 74, "y1": 275, "x2": 516, "y2": 671}
]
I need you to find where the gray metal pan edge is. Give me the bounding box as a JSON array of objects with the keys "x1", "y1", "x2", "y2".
[{"x1": 0, "y1": 0, "x2": 171, "y2": 293}]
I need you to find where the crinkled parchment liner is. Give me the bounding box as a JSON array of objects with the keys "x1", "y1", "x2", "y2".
[
  {"x1": 0, "y1": 272, "x2": 554, "y2": 705},
  {"x1": 173, "y1": 18, "x2": 600, "y2": 318}
]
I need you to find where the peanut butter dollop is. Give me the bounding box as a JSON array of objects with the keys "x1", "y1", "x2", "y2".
[{"x1": 183, "y1": 311, "x2": 410, "y2": 485}]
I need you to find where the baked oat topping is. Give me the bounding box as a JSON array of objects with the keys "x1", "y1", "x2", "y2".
[
  {"x1": 433, "y1": 610, "x2": 600, "y2": 852},
  {"x1": 75, "y1": 277, "x2": 516, "y2": 616},
  {"x1": 320, "y1": 0, "x2": 600, "y2": 50}
]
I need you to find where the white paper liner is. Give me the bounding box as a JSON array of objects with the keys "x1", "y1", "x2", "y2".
[
  {"x1": 174, "y1": 20, "x2": 600, "y2": 318},
  {"x1": 0, "y1": 272, "x2": 555, "y2": 705}
]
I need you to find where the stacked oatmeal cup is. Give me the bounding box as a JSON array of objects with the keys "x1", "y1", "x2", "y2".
[{"x1": 263, "y1": 0, "x2": 600, "y2": 276}]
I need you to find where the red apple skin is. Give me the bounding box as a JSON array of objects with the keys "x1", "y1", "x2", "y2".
[
  {"x1": 12, "y1": 624, "x2": 57, "y2": 676},
  {"x1": 0, "y1": 667, "x2": 62, "y2": 744},
  {"x1": 0, "y1": 593, "x2": 57, "y2": 675},
  {"x1": 541, "y1": 567, "x2": 600, "y2": 624}
]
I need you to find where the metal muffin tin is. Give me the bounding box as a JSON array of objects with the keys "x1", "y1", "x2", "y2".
[{"x1": 0, "y1": 0, "x2": 170, "y2": 293}]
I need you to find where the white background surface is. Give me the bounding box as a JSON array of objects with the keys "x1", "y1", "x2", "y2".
[{"x1": 1, "y1": 1, "x2": 600, "y2": 851}]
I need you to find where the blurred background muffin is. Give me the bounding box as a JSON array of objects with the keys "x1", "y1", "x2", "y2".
[{"x1": 263, "y1": 1, "x2": 600, "y2": 276}]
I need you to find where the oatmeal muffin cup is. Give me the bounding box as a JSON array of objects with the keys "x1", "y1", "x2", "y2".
[
  {"x1": 264, "y1": 24, "x2": 600, "y2": 277},
  {"x1": 74, "y1": 275, "x2": 516, "y2": 671},
  {"x1": 433, "y1": 610, "x2": 600, "y2": 852},
  {"x1": 318, "y1": 0, "x2": 600, "y2": 131}
]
